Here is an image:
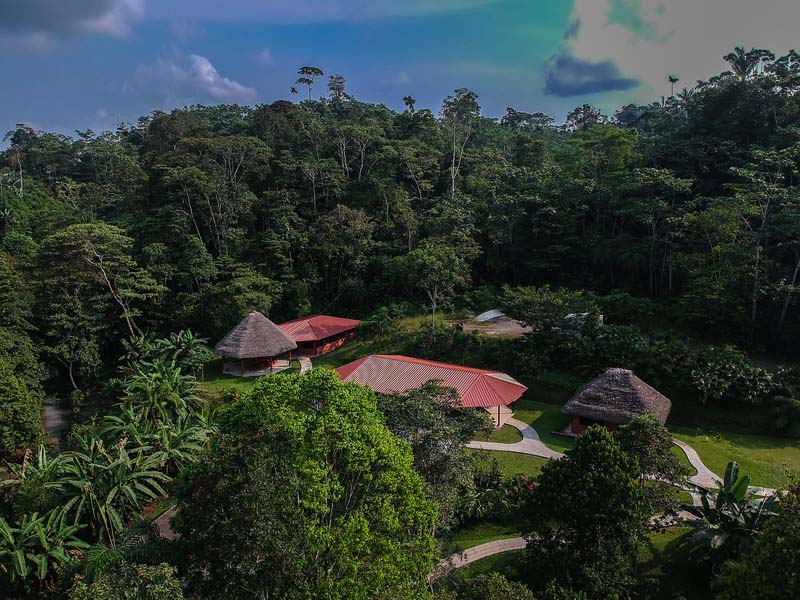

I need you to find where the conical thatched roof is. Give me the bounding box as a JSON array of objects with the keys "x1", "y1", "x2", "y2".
[
  {"x1": 214, "y1": 310, "x2": 297, "y2": 360},
  {"x1": 562, "y1": 368, "x2": 671, "y2": 425}
]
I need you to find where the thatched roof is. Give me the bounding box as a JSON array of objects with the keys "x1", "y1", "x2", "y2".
[
  {"x1": 214, "y1": 310, "x2": 297, "y2": 360},
  {"x1": 562, "y1": 368, "x2": 671, "y2": 425}
]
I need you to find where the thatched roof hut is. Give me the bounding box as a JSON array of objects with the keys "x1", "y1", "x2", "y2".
[
  {"x1": 214, "y1": 311, "x2": 297, "y2": 374},
  {"x1": 562, "y1": 368, "x2": 671, "y2": 433}
]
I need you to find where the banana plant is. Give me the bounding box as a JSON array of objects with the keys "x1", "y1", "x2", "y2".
[
  {"x1": 683, "y1": 461, "x2": 777, "y2": 569},
  {"x1": 0, "y1": 507, "x2": 88, "y2": 592},
  {"x1": 1, "y1": 445, "x2": 67, "y2": 491},
  {"x1": 120, "y1": 359, "x2": 202, "y2": 426},
  {"x1": 60, "y1": 435, "x2": 170, "y2": 546}
]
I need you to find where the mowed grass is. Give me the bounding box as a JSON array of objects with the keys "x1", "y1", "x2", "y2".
[
  {"x1": 467, "y1": 449, "x2": 549, "y2": 480},
  {"x1": 200, "y1": 359, "x2": 300, "y2": 396},
  {"x1": 457, "y1": 549, "x2": 526, "y2": 580},
  {"x1": 671, "y1": 426, "x2": 800, "y2": 489},
  {"x1": 512, "y1": 399, "x2": 575, "y2": 454},
  {"x1": 474, "y1": 425, "x2": 523, "y2": 444}
]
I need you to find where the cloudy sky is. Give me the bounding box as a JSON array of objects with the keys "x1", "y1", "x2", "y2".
[{"x1": 2, "y1": 0, "x2": 799, "y2": 137}]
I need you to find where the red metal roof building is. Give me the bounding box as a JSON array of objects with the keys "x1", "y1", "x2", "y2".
[
  {"x1": 278, "y1": 315, "x2": 361, "y2": 356},
  {"x1": 336, "y1": 355, "x2": 527, "y2": 426}
]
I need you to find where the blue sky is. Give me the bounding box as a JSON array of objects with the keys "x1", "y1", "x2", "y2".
[{"x1": 2, "y1": 0, "x2": 800, "y2": 138}]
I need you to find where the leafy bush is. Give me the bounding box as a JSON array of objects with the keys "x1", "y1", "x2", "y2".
[
  {"x1": 690, "y1": 345, "x2": 774, "y2": 405},
  {"x1": 0, "y1": 358, "x2": 42, "y2": 457},
  {"x1": 640, "y1": 330, "x2": 698, "y2": 384},
  {"x1": 68, "y1": 562, "x2": 184, "y2": 600},
  {"x1": 451, "y1": 573, "x2": 538, "y2": 600},
  {"x1": 767, "y1": 367, "x2": 800, "y2": 437},
  {"x1": 571, "y1": 324, "x2": 647, "y2": 374}
]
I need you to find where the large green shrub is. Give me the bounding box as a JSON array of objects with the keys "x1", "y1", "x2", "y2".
[
  {"x1": 0, "y1": 359, "x2": 42, "y2": 457},
  {"x1": 690, "y1": 345, "x2": 773, "y2": 404},
  {"x1": 69, "y1": 563, "x2": 184, "y2": 600}
]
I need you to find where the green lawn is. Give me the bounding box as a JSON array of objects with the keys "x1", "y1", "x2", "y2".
[
  {"x1": 671, "y1": 426, "x2": 800, "y2": 489},
  {"x1": 512, "y1": 399, "x2": 575, "y2": 453},
  {"x1": 457, "y1": 549, "x2": 526, "y2": 581},
  {"x1": 672, "y1": 444, "x2": 697, "y2": 476},
  {"x1": 637, "y1": 526, "x2": 709, "y2": 599},
  {"x1": 199, "y1": 359, "x2": 300, "y2": 396},
  {"x1": 467, "y1": 448, "x2": 549, "y2": 480},
  {"x1": 517, "y1": 369, "x2": 798, "y2": 490},
  {"x1": 474, "y1": 425, "x2": 523, "y2": 444},
  {"x1": 450, "y1": 527, "x2": 706, "y2": 599}
]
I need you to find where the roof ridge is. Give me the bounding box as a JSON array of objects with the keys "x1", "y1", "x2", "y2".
[{"x1": 374, "y1": 355, "x2": 492, "y2": 373}]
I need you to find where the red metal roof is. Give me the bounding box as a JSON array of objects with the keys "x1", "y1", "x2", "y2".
[
  {"x1": 278, "y1": 315, "x2": 361, "y2": 343},
  {"x1": 335, "y1": 355, "x2": 527, "y2": 408}
]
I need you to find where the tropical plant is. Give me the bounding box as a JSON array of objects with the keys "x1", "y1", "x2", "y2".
[
  {"x1": 716, "y1": 483, "x2": 800, "y2": 599},
  {"x1": 69, "y1": 561, "x2": 184, "y2": 600},
  {"x1": 60, "y1": 435, "x2": 170, "y2": 546},
  {"x1": 683, "y1": 462, "x2": 777, "y2": 570},
  {"x1": 120, "y1": 359, "x2": 202, "y2": 427},
  {"x1": 690, "y1": 345, "x2": 774, "y2": 404},
  {"x1": 1, "y1": 445, "x2": 66, "y2": 514},
  {"x1": 0, "y1": 507, "x2": 88, "y2": 593},
  {"x1": 525, "y1": 426, "x2": 648, "y2": 598},
  {"x1": 100, "y1": 410, "x2": 212, "y2": 475}
]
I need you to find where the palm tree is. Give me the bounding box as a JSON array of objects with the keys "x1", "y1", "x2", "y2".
[
  {"x1": 290, "y1": 86, "x2": 298, "y2": 97},
  {"x1": 403, "y1": 95, "x2": 416, "y2": 113},
  {"x1": 724, "y1": 46, "x2": 775, "y2": 80},
  {"x1": 296, "y1": 66, "x2": 324, "y2": 100},
  {"x1": 668, "y1": 74, "x2": 680, "y2": 96}
]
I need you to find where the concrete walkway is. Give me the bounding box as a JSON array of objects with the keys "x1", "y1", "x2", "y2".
[
  {"x1": 153, "y1": 507, "x2": 178, "y2": 541},
  {"x1": 672, "y1": 438, "x2": 722, "y2": 489},
  {"x1": 466, "y1": 419, "x2": 782, "y2": 500},
  {"x1": 466, "y1": 418, "x2": 565, "y2": 460},
  {"x1": 298, "y1": 357, "x2": 313, "y2": 375},
  {"x1": 434, "y1": 537, "x2": 526, "y2": 578}
]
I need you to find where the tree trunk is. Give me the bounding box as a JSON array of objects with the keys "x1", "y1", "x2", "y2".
[{"x1": 777, "y1": 251, "x2": 800, "y2": 334}]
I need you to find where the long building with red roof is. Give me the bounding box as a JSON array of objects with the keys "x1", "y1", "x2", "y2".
[
  {"x1": 336, "y1": 355, "x2": 527, "y2": 426},
  {"x1": 278, "y1": 315, "x2": 361, "y2": 356}
]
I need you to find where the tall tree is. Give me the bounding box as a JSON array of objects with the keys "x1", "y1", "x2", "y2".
[
  {"x1": 525, "y1": 426, "x2": 648, "y2": 598},
  {"x1": 174, "y1": 369, "x2": 437, "y2": 600},
  {"x1": 296, "y1": 66, "x2": 324, "y2": 100},
  {"x1": 441, "y1": 88, "x2": 480, "y2": 198},
  {"x1": 401, "y1": 238, "x2": 473, "y2": 332},
  {"x1": 379, "y1": 381, "x2": 492, "y2": 532}
]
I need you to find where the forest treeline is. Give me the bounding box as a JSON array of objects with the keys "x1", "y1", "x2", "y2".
[{"x1": 3, "y1": 46, "x2": 800, "y2": 398}]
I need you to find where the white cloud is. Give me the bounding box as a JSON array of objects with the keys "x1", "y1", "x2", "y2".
[
  {"x1": 255, "y1": 48, "x2": 275, "y2": 66},
  {"x1": 0, "y1": 0, "x2": 143, "y2": 49},
  {"x1": 127, "y1": 54, "x2": 258, "y2": 107},
  {"x1": 565, "y1": 0, "x2": 800, "y2": 100}
]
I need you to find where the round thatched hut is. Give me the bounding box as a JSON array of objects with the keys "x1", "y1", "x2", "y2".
[
  {"x1": 214, "y1": 310, "x2": 297, "y2": 376},
  {"x1": 562, "y1": 368, "x2": 671, "y2": 434}
]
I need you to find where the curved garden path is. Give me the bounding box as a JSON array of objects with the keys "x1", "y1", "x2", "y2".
[
  {"x1": 466, "y1": 418, "x2": 565, "y2": 460},
  {"x1": 467, "y1": 417, "x2": 731, "y2": 492},
  {"x1": 671, "y1": 438, "x2": 722, "y2": 489},
  {"x1": 434, "y1": 537, "x2": 526, "y2": 579}
]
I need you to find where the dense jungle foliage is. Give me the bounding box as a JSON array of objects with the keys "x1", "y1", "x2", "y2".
[{"x1": 2, "y1": 46, "x2": 800, "y2": 600}]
